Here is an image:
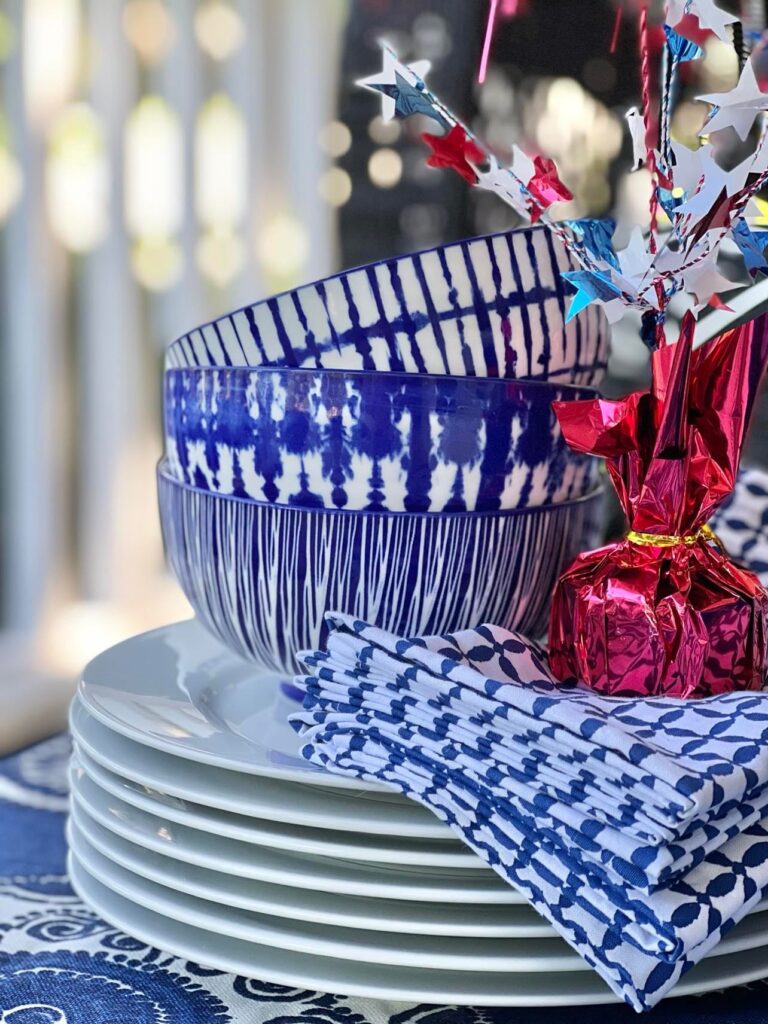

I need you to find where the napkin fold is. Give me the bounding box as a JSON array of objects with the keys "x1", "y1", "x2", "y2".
[
  {"x1": 291, "y1": 467, "x2": 768, "y2": 1012},
  {"x1": 296, "y1": 614, "x2": 768, "y2": 1007},
  {"x1": 300, "y1": 651, "x2": 768, "y2": 893}
]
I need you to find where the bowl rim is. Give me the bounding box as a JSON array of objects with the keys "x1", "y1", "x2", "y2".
[
  {"x1": 166, "y1": 220, "x2": 610, "y2": 359},
  {"x1": 162, "y1": 365, "x2": 599, "y2": 401},
  {"x1": 157, "y1": 460, "x2": 605, "y2": 520}
]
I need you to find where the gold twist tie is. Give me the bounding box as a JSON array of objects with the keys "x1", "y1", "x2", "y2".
[{"x1": 626, "y1": 524, "x2": 724, "y2": 552}]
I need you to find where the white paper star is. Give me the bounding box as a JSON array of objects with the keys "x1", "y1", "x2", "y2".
[
  {"x1": 357, "y1": 48, "x2": 432, "y2": 122},
  {"x1": 617, "y1": 226, "x2": 655, "y2": 288},
  {"x1": 602, "y1": 298, "x2": 629, "y2": 323},
  {"x1": 666, "y1": 0, "x2": 737, "y2": 43},
  {"x1": 654, "y1": 229, "x2": 718, "y2": 279},
  {"x1": 588, "y1": 228, "x2": 661, "y2": 310},
  {"x1": 665, "y1": 139, "x2": 709, "y2": 194},
  {"x1": 697, "y1": 61, "x2": 768, "y2": 141},
  {"x1": 473, "y1": 154, "x2": 530, "y2": 217},
  {"x1": 625, "y1": 107, "x2": 646, "y2": 171},
  {"x1": 673, "y1": 150, "x2": 751, "y2": 227},
  {"x1": 681, "y1": 259, "x2": 740, "y2": 311},
  {"x1": 510, "y1": 145, "x2": 535, "y2": 185}
]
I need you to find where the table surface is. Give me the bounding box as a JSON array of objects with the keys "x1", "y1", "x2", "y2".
[{"x1": 3, "y1": 734, "x2": 768, "y2": 1023}]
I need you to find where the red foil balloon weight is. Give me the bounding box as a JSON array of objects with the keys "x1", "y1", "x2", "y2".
[{"x1": 549, "y1": 311, "x2": 768, "y2": 699}]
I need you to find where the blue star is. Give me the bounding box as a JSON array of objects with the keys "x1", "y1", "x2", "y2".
[
  {"x1": 732, "y1": 218, "x2": 768, "y2": 277},
  {"x1": 664, "y1": 25, "x2": 704, "y2": 62},
  {"x1": 565, "y1": 219, "x2": 619, "y2": 270},
  {"x1": 563, "y1": 269, "x2": 622, "y2": 321},
  {"x1": 372, "y1": 73, "x2": 447, "y2": 125}
]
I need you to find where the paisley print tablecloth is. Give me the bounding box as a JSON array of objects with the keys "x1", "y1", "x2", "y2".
[{"x1": 3, "y1": 733, "x2": 768, "y2": 1023}]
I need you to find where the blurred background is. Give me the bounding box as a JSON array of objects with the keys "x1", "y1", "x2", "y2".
[{"x1": 0, "y1": 0, "x2": 766, "y2": 734}]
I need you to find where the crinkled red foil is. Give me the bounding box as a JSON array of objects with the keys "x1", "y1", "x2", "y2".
[{"x1": 549, "y1": 311, "x2": 768, "y2": 698}]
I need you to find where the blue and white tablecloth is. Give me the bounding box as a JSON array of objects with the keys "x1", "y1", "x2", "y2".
[{"x1": 4, "y1": 734, "x2": 768, "y2": 1023}]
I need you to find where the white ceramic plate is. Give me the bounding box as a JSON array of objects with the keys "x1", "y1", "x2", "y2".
[
  {"x1": 69, "y1": 767, "x2": 524, "y2": 904},
  {"x1": 70, "y1": 700, "x2": 447, "y2": 839},
  {"x1": 69, "y1": 825, "x2": 585, "y2": 973},
  {"x1": 69, "y1": 853, "x2": 768, "y2": 1006},
  {"x1": 76, "y1": 618, "x2": 386, "y2": 793},
  {"x1": 68, "y1": 808, "x2": 555, "y2": 938},
  {"x1": 67, "y1": 773, "x2": 768, "y2": 965},
  {"x1": 73, "y1": 746, "x2": 480, "y2": 868}
]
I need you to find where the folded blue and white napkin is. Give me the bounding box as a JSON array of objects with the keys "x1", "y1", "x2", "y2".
[
  {"x1": 300, "y1": 648, "x2": 768, "y2": 892},
  {"x1": 292, "y1": 614, "x2": 768, "y2": 1007},
  {"x1": 291, "y1": 467, "x2": 768, "y2": 1012}
]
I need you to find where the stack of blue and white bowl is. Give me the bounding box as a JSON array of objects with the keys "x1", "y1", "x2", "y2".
[
  {"x1": 158, "y1": 225, "x2": 609, "y2": 674},
  {"x1": 67, "y1": 226, "x2": 649, "y2": 1006}
]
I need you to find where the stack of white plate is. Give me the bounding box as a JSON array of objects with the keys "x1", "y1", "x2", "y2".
[{"x1": 69, "y1": 619, "x2": 768, "y2": 1005}]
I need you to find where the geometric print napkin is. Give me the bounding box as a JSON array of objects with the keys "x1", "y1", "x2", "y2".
[{"x1": 292, "y1": 466, "x2": 768, "y2": 1012}]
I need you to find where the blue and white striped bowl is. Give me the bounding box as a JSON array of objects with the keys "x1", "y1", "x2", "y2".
[
  {"x1": 164, "y1": 226, "x2": 609, "y2": 387},
  {"x1": 157, "y1": 463, "x2": 605, "y2": 673},
  {"x1": 163, "y1": 367, "x2": 599, "y2": 513}
]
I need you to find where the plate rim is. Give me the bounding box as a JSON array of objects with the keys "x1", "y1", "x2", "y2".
[
  {"x1": 70, "y1": 699, "x2": 449, "y2": 840},
  {"x1": 67, "y1": 810, "x2": 555, "y2": 939},
  {"x1": 70, "y1": 826, "x2": 588, "y2": 974},
  {"x1": 68, "y1": 773, "x2": 525, "y2": 905},
  {"x1": 69, "y1": 852, "x2": 768, "y2": 1007},
  {"x1": 77, "y1": 618, "x2": 386, "y2": 794},
  {"x1": 72, "y1": 745, "x2": 480, "y2": 869}
]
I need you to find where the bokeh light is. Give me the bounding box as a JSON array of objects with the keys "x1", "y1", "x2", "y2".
[
  {"x1": 194, "y1": 0, "x2": 245, "y2": 62},
  {"x1": 523, "y1": 76, "x2": 622, "y2": 216},
  {"x1": 318, "y1": 167, "x2": 352, "y2": 207},
  {"x1": 196, "y1": 229, "x2": 245, "y2": 288},
  {"x1": 195, "y1": 93, "x2": 247, "y2": 230},
  {"x1": 318, "y1": 120, "x2": 352, "y2": 157},
  {"x1": 131, "y1": 237, "x2": 183, "y2": 291},
  {"x1": 700, "y1": 36, "x2": 739, "y2": 91},
  {"x1": 122, "y1": 0, "x2": 176, "y2": 67},
  {"x1": 256, "y1": 211, "x2": 309, "y2": 288},
  {"x1": 367, "y1": 115, "x2": 401, "y2": 145},
  {"x1": 23, "y1": 0, "x2": 80, "y2": 124},
  {"x1": 124, "y1": 96, "x2": 183, "y2": 290},
  {"x1": 368, "y1": 147, "x2": 403, "y2": 189},
  {"x1": 124, "y1": 95, "x2": 183, "y2": 241},
  {"x1": 46, "y1": 104, "x2": 109, "y2": 252}
]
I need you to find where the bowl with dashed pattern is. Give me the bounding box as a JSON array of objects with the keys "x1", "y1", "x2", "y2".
[{"x1": 164, "y1": 225, "x2": 609, "y2": 388}]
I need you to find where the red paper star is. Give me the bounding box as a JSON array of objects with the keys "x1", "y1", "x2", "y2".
[
  {"x1": 527, "y1": 155, "x2": 573, "y2": 221},
  {"x1": 421, "y1": 124, "x2": 486, "y2": 184}
]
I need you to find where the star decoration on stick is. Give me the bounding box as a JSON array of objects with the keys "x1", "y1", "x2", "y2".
[
  {"x1": 421, "y1": 124, "x2": 486, "y2": 184},
  {"x1": 357, "y1": 49, "x2": 437, "y2": 124},
  {"x1": 356, "y1": 17, "x2": 768, "y2": 335},
  {"x1": 474, "y1": 154, "x2": 530, "y2": 217},
  {"x1": 697, "y1": 61, "x2": 768, "y2": 141},
  {"x1": 562, "y1": 270, "x2": 625, "y2": 323},
  {"x1": 527, "y1": 155, "x2": 573, "y2": 221}
]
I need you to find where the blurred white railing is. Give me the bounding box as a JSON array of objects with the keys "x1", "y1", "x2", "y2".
[{"x1": 0, "y1": 0, "x2": 345, "y2": 675}]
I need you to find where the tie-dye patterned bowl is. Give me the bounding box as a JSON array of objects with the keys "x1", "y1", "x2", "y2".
[
  {"x1": 164, "y1": 225, "x2": 609, "y2": 387},
  {"x1": 157, "y1": 462, "x2": 605, "y2": 673},
  {"x1": 163, "y1": 367, "x2": 599, "y2": 513}
]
